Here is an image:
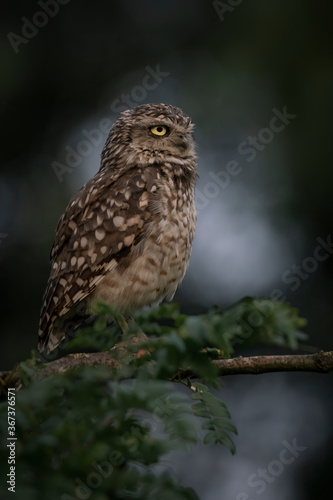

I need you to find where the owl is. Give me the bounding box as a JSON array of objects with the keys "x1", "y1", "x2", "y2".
[{"x1": 38, "y1": 103, "x2": 197, "y2": 354}]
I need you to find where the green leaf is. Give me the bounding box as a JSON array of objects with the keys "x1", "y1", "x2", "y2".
[
  {"x1": 193, "y1": 408, "x2": 210, "y2": 418},
  {"x1": 203, "y1": 431, "x2": 218, "y2": 445},
  {"x1": 215, "y1": 432, "x2": 237, "y2": 455},
  {"x1": 201, "y1": 421, "x2": 215, "y2": 431},
  {"x1": 212, "y1": 418, "x2": 238, "y2": 434}
]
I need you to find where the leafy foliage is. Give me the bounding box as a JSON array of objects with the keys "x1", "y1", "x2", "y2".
[
  {"x1": 0, "y1": 298, "x2": 307, "y2": 499},
  {"x1": 191, "y1": 382, "x2": 237, "y2": 453},
  {"x1": 135, "y1": 297, "x2": 307, "y2": 359}
]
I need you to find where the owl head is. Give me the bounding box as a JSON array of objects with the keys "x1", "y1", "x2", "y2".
[{"x1": 101, "y1": 103, "x2": 196, "y2": 170}]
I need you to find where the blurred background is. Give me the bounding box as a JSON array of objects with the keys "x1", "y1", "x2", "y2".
[{"x1": 1, "y1": 1, "x2": 332, "y2": 498}]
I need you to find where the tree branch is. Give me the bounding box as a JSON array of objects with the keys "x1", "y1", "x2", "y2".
[
  {"x1": 36, "y1": 350, "x2": 333, "y2": 379},
  {"x1": 204, "y1": 350, "x2": 333, "y2": 376},
  {"x1": 1, "y1": 347, "x2": 332, "y2": 396}
]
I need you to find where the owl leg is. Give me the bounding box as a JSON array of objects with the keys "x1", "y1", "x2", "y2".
[{"x1": 117, "y1": 314, "x2": 128, "y2": 334}]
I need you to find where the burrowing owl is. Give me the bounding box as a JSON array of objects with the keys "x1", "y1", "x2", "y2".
[{"x1": 38, "y1": 103, "x2": 197, "y2": 354}]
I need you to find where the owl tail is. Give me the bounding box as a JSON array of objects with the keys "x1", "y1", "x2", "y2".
[{"x1": 38, "y1": 306, "x2": 93, "y2": 357}]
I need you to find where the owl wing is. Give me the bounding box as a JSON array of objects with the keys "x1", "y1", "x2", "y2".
[{"x1": 38, "y1": 166, "x2": 158, "y2": 351}]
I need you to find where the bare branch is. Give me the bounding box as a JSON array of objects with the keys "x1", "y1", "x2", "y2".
[{"x1": 196, "y1": 350, "x2": 333, "y2": 377}]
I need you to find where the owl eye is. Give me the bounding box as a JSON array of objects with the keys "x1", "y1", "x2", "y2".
[{"x1": 150, "y1": 125, "x2": 169, "y2": 136}]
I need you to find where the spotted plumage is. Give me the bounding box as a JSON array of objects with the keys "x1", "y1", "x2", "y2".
[{"x1": 38, "y1": 103, "x2": 197, "y2": 353}]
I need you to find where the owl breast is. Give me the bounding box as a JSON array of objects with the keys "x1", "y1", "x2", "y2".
[{"x1": 89, "y1": 171, "x2": 196, "y2": 314}]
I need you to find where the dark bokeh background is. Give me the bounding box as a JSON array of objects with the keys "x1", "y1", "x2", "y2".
[{"x1": 1, "y1": 1, "x2": 332, "y2": 499}]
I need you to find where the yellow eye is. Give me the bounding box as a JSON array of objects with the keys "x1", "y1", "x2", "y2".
[{"x1": 150, "y1": 125, "x2": 169, "y2": 136}]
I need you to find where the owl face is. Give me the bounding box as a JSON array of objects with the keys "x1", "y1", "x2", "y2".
[
  {"x1": 106, "y1": 104, "x2": 196, "y2": 165},
  {"x1": 129, "y1": 113, "x2": 195, "y2": 158}
]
